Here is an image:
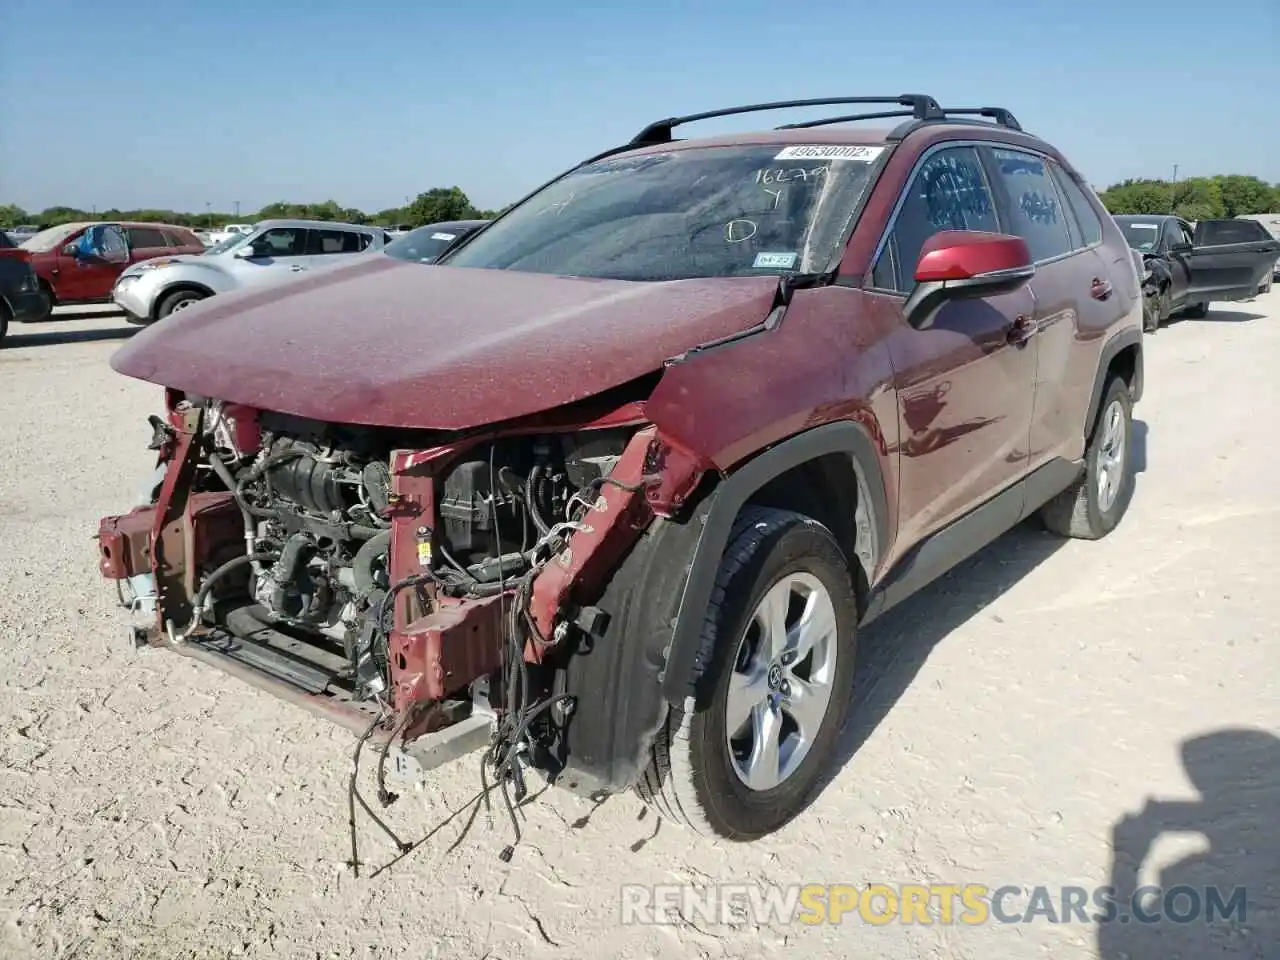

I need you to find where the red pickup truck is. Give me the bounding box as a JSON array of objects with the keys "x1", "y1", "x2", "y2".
[{"x1": 0, "y1": 221, "x2": 205, "y2": 320}]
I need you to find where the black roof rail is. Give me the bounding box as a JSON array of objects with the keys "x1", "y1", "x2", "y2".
[
  {"x1": 628, "y1": 95, "x2": 944, "y2": 145},
  {"x1": 938, "y1": 107, "x2": 1022, "y2": 131},
  {"x1": 887, "y1": 106, "x2": 1024, "y2": 142},
  {"x1": 775, "y1": 109, "x2": 918, "y2": 129}
]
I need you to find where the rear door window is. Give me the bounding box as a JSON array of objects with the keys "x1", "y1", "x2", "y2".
[
  {"x1": 307, "y1": 228, "x2": 372, "y2": 255},
  {"x1": 871, "y1": 144, "x2": 1000, "y2": 293},
  {"x1": 987, "y1": 148, "x2": 1073, "y2": 262},
  {"x1": 127, "y1": 226, "x2": 168, "y2": 249},
  {"x1": 1194, "y1": 219, "x2": 1271, "y2": 245}
]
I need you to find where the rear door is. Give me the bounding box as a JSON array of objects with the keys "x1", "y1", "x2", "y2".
[
  {"x1": 126, "y1": 226, "x2": 171, "y2": 265},
  {"x1": 305, "y1": 227, "x2": 375, "y2": 269},
  {"x1": 985, "y1": 147, "x2": 1112, "y2": 470},
  {"x1": 1185, "y1": 219, "x2": 1280, "y2": 301}
]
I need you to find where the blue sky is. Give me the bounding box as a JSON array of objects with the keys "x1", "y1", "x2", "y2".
[{"x1": 1, "y1": 0, "x2": 1276, "y2": 215}]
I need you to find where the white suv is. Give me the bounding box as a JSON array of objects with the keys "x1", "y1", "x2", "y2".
[{"x1": 111, "y1": 219, "x2": 391, "y2": 322}]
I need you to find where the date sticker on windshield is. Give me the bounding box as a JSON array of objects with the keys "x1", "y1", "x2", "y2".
[
  {"x1": 753, "y1": 252, "x2": 798, "y2": 269},
  {"x1": 430, "y1": 232, "x2": 456, "y2": 241},
  {"x1": 774, "y1": 144, "x2": 885, "y2": 162}
]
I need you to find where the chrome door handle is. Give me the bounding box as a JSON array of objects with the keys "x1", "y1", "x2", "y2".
[{"x1": 290, "y1": 265, "x2": 306, "y2": 272}]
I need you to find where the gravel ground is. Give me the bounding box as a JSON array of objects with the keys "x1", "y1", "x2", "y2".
[{"x1": 1, "y1": 297, "x2": 1277, "y2": 960}]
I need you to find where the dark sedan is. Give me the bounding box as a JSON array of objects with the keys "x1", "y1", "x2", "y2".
[
  {"x1": 1115, "y1": 214, "x2": 1280, "y2": 330},
  {"x1": 382, "y1": 219, "x2": 489, "y2": 264}
]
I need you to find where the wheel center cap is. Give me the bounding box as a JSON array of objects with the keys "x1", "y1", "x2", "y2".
[{"x1": 767, "y1": 663, "x2": 783, "y2": 690}]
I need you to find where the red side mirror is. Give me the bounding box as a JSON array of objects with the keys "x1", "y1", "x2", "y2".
[
  {"x1": 904, "y1": 231, "x2": 1036, "y2": 330},
  {"x1": 914, "y1": 230, "x2": 1033, "y2": 283}
]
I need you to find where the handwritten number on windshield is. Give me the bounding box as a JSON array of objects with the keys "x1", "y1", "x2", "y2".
[{"x1": 725, "y1": 219, "x2": 758, "y2": 243}]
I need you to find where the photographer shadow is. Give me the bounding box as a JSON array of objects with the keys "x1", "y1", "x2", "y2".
[{"x1": 1098, "y1": 728, "x2": 1279, "y2": 959}]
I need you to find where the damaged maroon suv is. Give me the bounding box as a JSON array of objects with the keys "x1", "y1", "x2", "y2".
[{"x1": 97, "y1": 95, "x2": 1144, "y2": 845}]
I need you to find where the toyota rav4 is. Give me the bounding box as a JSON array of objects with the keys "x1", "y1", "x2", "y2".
[{"x1": 96, "y1": 95, "x2": 1144, "y2": 847}]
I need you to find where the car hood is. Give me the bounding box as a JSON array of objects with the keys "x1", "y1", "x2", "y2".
[
  {"x1": 124, "y1": 254, "x2": 211, "y2": 274},
  {"x1": 110, "y1": 255, "x2": 782, "y2": 430}
]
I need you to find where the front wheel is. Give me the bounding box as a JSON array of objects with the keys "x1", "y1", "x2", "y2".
[
  {"x1": 156, "y1": 288, "x2": 207, "y2": 318},
  {"x1": 637, "y1": 507, "x2": 858, "y2": 840}
]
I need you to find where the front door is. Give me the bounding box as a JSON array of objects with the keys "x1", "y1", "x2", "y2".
[
  {"x1": 1160, "y1": 218, "x2": 1193, "y2": 307},
  {"x1": 57, "y1": 225, "x2": 128, "y2": 301},
  {"x1": 870, "y1": 143, "x2": 1038, "y2": 552},
  {"x1": 234, "y1": 226, "x2": 313, "y2": 286}
]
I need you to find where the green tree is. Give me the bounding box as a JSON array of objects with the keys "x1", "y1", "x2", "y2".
[
  {"x1": 0, "y1": 204, "x2": 29, "y2": 227},
  {"x1": 405, "y1": 187, "x2": 477, "y2": 227},
  {"x1": 1098, "y1": 179, "x2": 1173, "y2": 215},
  {"x1": 1213, "y1": 175, "x2": 1277, "y2": 217},
  {"x1": 1170, "y1": 177, "x2": 1224, "y2": 221}
]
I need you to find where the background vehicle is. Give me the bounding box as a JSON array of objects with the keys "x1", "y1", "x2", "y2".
[
  {"x1": 205, "y1": 223, "x2": 255, "y2": 246},
  {"x1": 110, "y1": 218, "x2": 391, "y2": 321},
  {"x1": 13, "y1": 221, "x2": 204, "y2": 321},
  {"x1": 382, "y1": 219, "x2": 488, "y2": 263},
  {"x1": 4, "y1": 225, "x2": 38, "y2": 244},
  {"x1": 1233, "y1": 213, "x2": 1280, "y2": 285},
  {"x1": 98, "y1": 95, "x2": 1144, "y2": 846},
  {"x1": 0, "y1": 229, "x2": 28, "y2": 260},
  {"x1": 0, "y1": 255, "x2": 49, "y2": 344},
  {"x1": 1114, "y1": 214, "x2": 1280, "y2": 324}
]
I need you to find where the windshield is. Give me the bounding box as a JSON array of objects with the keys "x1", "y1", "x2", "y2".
[
  {"x1": 204, "y1": 230, "x2": 254, "y2": 255},
  {"x1": 1117, "y1": 219, "x2": 1162, "y2": 252},
  {"x1": 384, "y1": 225, "x2": 475, "y2": 263},
  {"x1": 21, "y1": 223, "x2": 85, "y2": 252},
  {"x1": 441, "y1": 144, "x2": 884, "y2": 281}
]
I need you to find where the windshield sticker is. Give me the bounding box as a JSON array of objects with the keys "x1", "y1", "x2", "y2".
[
  {"x1": 774, "y1": 144, "x2": 884, "y2": 162},
  {"x1": 753, "y1": 252, "x2": 798, "y2": 270},
  {"x1": 1128, "y1": 224, "x2": 1158, "y2": 230},
  {"x1": 430, "y1": 232, "x2": 456, "y2": 241}
]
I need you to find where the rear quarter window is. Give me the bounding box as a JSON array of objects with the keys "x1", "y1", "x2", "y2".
[{"x1": 1051, "y1": 165, "x2": 1102, "y2": 247}]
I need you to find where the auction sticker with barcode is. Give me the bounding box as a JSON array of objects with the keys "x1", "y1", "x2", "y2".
[{"x1": 774, "y1": 145, "x2": 885, "y2": 161}]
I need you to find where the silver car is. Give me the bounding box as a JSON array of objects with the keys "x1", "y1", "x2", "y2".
[{"x1": 112, "y1": 219, "x2": 391, "y2": 322}]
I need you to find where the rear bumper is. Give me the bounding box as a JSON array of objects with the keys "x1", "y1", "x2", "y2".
[{"x1": 7, "y1": 288, "x2": 51, "y2": 322}]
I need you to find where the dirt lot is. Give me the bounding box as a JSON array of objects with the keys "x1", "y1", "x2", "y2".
[{"x1": 2, "y1": 298, "x2": 1277, "y2": 960}]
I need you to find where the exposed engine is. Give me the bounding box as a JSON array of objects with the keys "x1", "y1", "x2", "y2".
[{"x1": 205, "y1": 406, "x2": 633, "y2": 704}]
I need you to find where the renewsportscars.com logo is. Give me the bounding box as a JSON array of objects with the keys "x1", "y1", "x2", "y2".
[{"x1": 619, "y1": 883, "x2": 1249, "y2": 927}]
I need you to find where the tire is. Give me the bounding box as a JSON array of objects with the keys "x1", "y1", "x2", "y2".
[
  {"x1": 32, "y1": 282, "x2": 54, "y2": 323},
  {"x1": 0, "y1": 302, "x2": 9, "y2": 346},
  {"x1": 636, "y1": 507, "x2": 858, "y2": 840},
  {"x1": 1141, "y1": 290, "x2": 1160, "y2": 333},
  {"x1": 1182, "y1": 301, "x2": 1208, "y2": 319},
  {"x1": 156, "y1": 288, "x2": 207, "y2": 319},
  {"x1": 1039, "y1": 375, "x2": 1135, "y2": 540}
]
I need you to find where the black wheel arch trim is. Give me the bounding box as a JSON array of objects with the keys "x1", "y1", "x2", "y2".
[
  {"x1": 153, "y1": 282, "x2": 216, "y2": 320},
  {"x1": 659, "y1": 419, "x2": 890, "y2": 706},
  {"x1": 1085, "y1": 326, "x2": 1143, "y2": 435}
]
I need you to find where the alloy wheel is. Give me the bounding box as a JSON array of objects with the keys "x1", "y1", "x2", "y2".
[
  {"x1": 724, "y1": 572, "x2": 839, "y2": 792},
  {"x1": 1096, "y1": 399, "x2": 1127, "y2": 512}
]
